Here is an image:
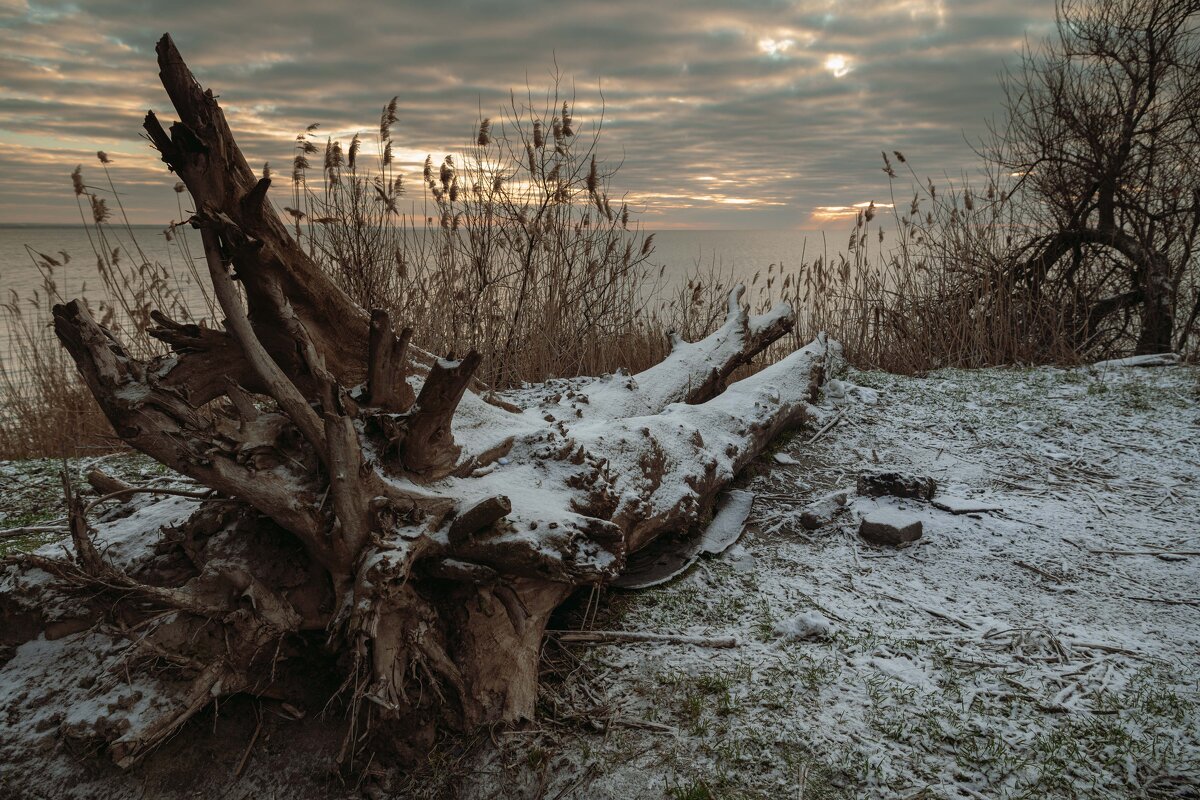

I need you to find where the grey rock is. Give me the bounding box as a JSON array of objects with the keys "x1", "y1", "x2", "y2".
[
  {"x1": 859, "y1": 509, "x2": 923, "y2": 546},
  {"x1": 857, "y1": 470, "x2": 937, "y2": 500},
  {"x1": 800, "y1": 490, "x2": 850, "y2": 530}
]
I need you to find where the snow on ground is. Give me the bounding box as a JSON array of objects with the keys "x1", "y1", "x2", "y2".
[
  {"x1": 2, "y1": 364, "x2": 1197, "y2": 799},
  {"x1": 0, "y1": 453, "x2": 187, "y2": 557},
  {"x1": 430, "y1": 362, "x2": 1200, "y2": 799}
]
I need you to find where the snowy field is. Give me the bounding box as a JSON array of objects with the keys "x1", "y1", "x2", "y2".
[
  {"x1": 432, "y1": 361, "x2": 1200, "y2": 799},
  {"x1": 1, "y1": 362, "x2": 1197, "y2": 799}
]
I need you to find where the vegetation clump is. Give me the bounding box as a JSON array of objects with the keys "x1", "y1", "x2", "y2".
[{"x1": 1, "y1": 0, "x2": 1196, "y2": 462}]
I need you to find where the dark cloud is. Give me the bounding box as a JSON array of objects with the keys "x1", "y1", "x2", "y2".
[{"x1": 0, "y1": 0, "x2": 1056, "y2": 228}]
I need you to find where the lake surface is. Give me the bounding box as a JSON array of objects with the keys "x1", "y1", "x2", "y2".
[{"x1": 0, "y1": 224, "x2": 820, "y2": 378}]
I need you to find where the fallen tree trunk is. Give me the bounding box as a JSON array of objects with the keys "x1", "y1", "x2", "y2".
[{"x1": 2, "y1": 33, "x2": 839, "y2": 772}]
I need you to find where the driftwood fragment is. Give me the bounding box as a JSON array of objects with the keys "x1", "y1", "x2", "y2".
[
  {"x1": 6, "y1": 31, "x2": 843, "y2": 773},
  {"x1": 85, "y1": 468, "x2": 133, "y2": 497}
]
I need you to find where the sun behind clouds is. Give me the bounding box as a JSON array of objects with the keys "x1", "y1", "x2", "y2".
[{"x1": 823, "y1": 54, "x2": 851, "y2": 78}]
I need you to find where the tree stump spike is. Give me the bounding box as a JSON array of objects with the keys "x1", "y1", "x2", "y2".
[
  {"x1": 401, "y1": 350, "x2": 482, "y2": 477},
  {"x1": 366, "y1": 309, "x2": 415, "y2": 412}
]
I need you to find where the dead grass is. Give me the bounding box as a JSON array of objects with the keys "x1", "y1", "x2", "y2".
[
  {"x1": 1, "y1": 112, "x2": 1179, "y2": 460},
  {"x1": 0, "y1": 164, "x2": 215, "y2": 460},
  {"x1": 286, "y1": 80, "x2": 670, "y2": 388},
  {"x1": 0, "y1": 284, "x2": 115, "y2": 460}
]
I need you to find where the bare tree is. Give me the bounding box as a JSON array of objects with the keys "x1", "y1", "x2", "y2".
[{"x1": 998, "y1": 0, "x2": 1200, "y2": 354}]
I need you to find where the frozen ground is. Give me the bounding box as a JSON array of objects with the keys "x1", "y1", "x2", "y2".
[
  {"x1": 1, "y1": 362, "x2": 1197, "y2": 799},
  {"x1": 426, "y1": 361, "x2": 1200, "y2": 799}
]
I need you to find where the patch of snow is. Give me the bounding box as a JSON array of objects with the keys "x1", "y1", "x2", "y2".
[
  {"x1": 859, "y1": 506, "x2": 921, "y2": 529},
  {"x1": 697, "y1": 490, "x2": 753, "y2": 555},
  {"x1": 502, "y1": 361, "x2": 1200, "y2": 798},
  {"x1": 79, "y1": 494, "x2": 199, "y2": 571},
  {"x1": 860, "y1": 654, "x2": 934, "y2": 691},
  {"x1": 723, "y1": 543, "x2": 756, "y2": 573},
  {"x1": 773, "y1": 610, "x2": 832, "y2": 640},
  {"x1": 1091, "y1": 353, "x2": 1180, "y2": 369}
]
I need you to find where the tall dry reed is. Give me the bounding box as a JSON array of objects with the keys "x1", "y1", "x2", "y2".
[
  {"x1": 0, "y1": 155, "x2": 210, "y2": 459},
  {"x1": 289, "y1": 81, "x2": 664, "y2": 387},
  {"x1": 2, "y1": 111, "x2": 1174, "y2": 460}
]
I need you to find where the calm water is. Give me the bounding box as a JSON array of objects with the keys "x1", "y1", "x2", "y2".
[{"x1": 0, "y1": 224, "x2": 819, "y2": 376}]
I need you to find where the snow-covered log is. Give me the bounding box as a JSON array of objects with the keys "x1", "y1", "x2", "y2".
[{"x1": 2, "y1": 33, "x2": 838, "y2": 772}]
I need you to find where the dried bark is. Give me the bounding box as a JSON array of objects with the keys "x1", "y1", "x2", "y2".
[{"x1": 8, "y1": 33, "x2": 839, "y2": 772}]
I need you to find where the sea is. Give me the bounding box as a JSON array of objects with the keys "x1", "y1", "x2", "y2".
[{"x1": 0, "y1": 224, "x2": 822, "y2": 378}]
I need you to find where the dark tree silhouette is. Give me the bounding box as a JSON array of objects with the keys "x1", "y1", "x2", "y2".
[{"x1": 999, "y1": 0, "x2": 1200, "y2": 353}]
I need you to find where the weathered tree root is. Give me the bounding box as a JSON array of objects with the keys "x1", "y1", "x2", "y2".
[{"x1": 6, "y1": 32, "x2": 841, "y2": 772}]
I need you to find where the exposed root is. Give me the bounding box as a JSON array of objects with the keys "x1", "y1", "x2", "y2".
[{"x1": 9, "y1": 31, "x2": 843, "y2": 774}]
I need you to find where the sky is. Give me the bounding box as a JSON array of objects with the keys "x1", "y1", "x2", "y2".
[{"x1": 0, "y1": 0, "x2": 1058, "y2": 230}]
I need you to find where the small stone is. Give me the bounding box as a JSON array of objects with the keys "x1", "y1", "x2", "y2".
[
  {"x1": 857, "y1": 470, "x2": 937, "y2": 500},
  {"x1": 799, "y1": 490, "x2": 850, "y2": 530},
  {"x1": 859, "y1": 509, "x2": 923, "y2": 546}
]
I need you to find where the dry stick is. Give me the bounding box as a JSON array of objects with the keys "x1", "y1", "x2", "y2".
[
  {"x1": 548, "y1": 630, "x2": 738, "y2": 648},
  {"x1": 1128, "y1": 596, "x2": 1200, "y2": 606},
  {"x1": 611, "y1": 717, "x2": 678, "y2": 734},
  {"x1": 755, "y1": 494, "x2": 817, "y2": 504},
  {"x1": 86, "y1": 467, "x2": 133, "y2": 496},
  {"x1": 233, "y1": 711, "x2": 263, "y2": 780},
  {"x1": 0, "y1": 525, "x2": 68, "y2": 539},
  {"x1": 1084, "y1": 489, "x2": 1110, "y2": 519},
  {"x1": 199, "y1": 224, "x2": 327, "y2": 461},
  {"x1": 878, "y1": 591, "x2": 975, "y2": 630},
  {"x1": 1089, "y1": 549, "x2": 1200, "y2": 557},
  {"x1": 1066, "y1": 639, "x2": 1142, "y2": 656},
  {"x1": 1015, "y1": 559, "x2": 1060, "y2": 581},
  {"x1": 84, "y1": 486, "x2": 214, "y2": 516},
  {"x1": 805, "y1": 410, "x2": 845, "y2": 445}
]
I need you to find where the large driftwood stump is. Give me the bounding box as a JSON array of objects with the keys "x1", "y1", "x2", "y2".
[{"x1": 1, "y1": 34, "x2": 837, "y2": 770}]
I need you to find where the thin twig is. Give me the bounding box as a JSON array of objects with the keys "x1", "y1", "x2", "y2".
[
  {"x1": 611, "y1": 717, "x2": 678, "y2": 734},
  {"x1": 805, "y1": 411, "x2": 845, "y2": 444},
  {"x1": 1015, "y1": 560, "x2": 1060, "y2": 581},
  {"x1": 233, "y1": 711, "x2": 263, "y2": 780},
  {"x1": 1084, "y1": 490, "x2": 1110, "y2": 519},
  {"x1": 1129, "y1": 596, "x2": 1200, "y2": 606},
  {"x1": 1067, "y1": 639, "x2": 1142, "y2": 656},
  {"x1": 1088, "y1": 549, "x2": 1200, "y2": 557},
  {"x1": 878, "y1": 591, "x2": 975, "y2": 630},
  {"x1": 84, "y1": 485, "x2": 214, "y2": 516},
  {"x1": 0, "y1": 525, "x2": 69, "y2": 539},
  {"x1": 548, "y1": 630, "x2": 738, "y2": 648}
]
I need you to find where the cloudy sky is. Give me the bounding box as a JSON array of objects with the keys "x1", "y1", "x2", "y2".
[{"x1": 0, "y1": 0, "x2": 1056, "y2": 229}]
